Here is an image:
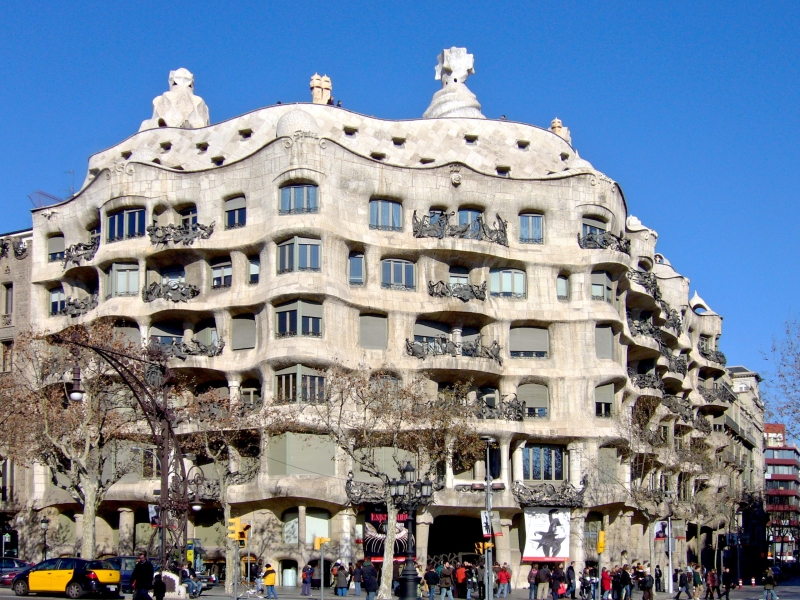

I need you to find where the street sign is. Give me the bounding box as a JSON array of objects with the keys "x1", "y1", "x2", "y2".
[
  {"x1": 2, "y1": 534, "x2": 9, "y2": 543},
  {"x1": 481, "y1": 511, "x2": 491, "y2": 538}
]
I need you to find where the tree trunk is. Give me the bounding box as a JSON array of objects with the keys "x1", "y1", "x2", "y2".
[
  {"x1": 81, "y1": 481, "x2": 98, "y2": 559},
  {"x1": 377, "y1": 501, "x2": 398, "y2": 599},
  {"x1": 648, "y1": 520, "x2": 655, "y2": 570},
  {"x1": 224, "y1": 500, "x2": 235, "y2": 594}
]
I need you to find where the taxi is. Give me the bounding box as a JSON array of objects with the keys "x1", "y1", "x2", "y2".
[{"x1": 13, "y1": 558, "x2": 121, "y2": 598}]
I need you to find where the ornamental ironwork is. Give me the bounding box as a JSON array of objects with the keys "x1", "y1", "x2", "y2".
[
  {"x1": 577, "y1": 231, "x2": 631, "y2": 254},
  {"x1": 628, "y1": 368, "x2": 664, "y2": 392},
  {"x1": 59, "y1": 294, "x2": 99, "y2": 317},
  {"x1": 1, "y1": 315, "x2": 10, "y2": 327},
  {"x1": 427, "y1": 280, "x2": 487, "y2": 302},
  {"x1": 513, "y1": 478, "x2": 587, "y2": 508},
  {"x1": 147, "y1": 222, "x2": 215, "y2": 246},
  {"x1": 698, "y1": 382, "x2": 736, "y2": 405},
  {"x1": 345, "y1": 471, "x2": 386, "y2": 505},
  {"x1": 662, "y1": 395, "x2": 693, "y2": 422},
  {"x1": 699, "y1": 346, "x2": 727, "y2": 366},
  {"x1": 659, "y1": 342, "x2": 688, "y2": 375},
  {"x1": 406, "y1": 337, "x2": 502, "y2": 366},
  {"x1": 628, "y1": 313, "x2": 661, "y2": 340},
  {"x1": 142, "y1": 281, "x2": 200, "y2": 303},
  {"x1": 158, "y1": 339, "x2": 225, "y2": 359},
  {"x1": 694, "y1": 416, "x2": 712, "y2": 434},
  {"x1": 627, "y1": 270, "x2": 660, "y2": 297},
  {"x1": 63, "y1": 238, "x2": 99, "y2": 267},
  {"x1": 412, "y1": 211, "x2": 509, "y2": 247},
  {"x1": 662, "y1": 309, "x2": 683, "y2": 334},
  {"x1": 0, "y1": 238, "x2": 28, "y2": 260},
  {"x1": 473, "y1": 393, "x2": 524, "y2": 421}
]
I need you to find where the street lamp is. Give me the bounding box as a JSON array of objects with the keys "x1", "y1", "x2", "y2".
[
  {"x1": 480, "y1": 436, "x2": 496, "y2": 600},
  {"x1": 68, "y1": 363, "x2": 85, "y2": 401},
  {"x1": 40, "y1": 517, "x2": 50, "y2": 560},
  {"x1": 390, "y1": 461, "x2": 434, "y2": 600}
]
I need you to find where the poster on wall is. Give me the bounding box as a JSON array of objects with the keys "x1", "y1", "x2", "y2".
[
  {"x1": 522, "y1": 507, "x2": 570, "y2": 562},
  {"x1": 654, "y1": 521, "x2": 670, "y2": 540},
  {"x1": 362, "y1": 503, "x2": 411, "y2": 562}
]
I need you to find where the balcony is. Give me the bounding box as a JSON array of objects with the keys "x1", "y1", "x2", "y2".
[
  {"x1": 142, "y1": 282, "x2": 200, "y2": 303},
  {"x1": 662, "y1": 395, "x2": 693, "y2": 422},
  {"x1": 628, "y1": 368, "x2": 665, "y2": 392},
  {"x1": 699, "y1": 382, "x2": 736, "y2": 405},
  {"x1": 58, "y1": 294, "x2": 99, "y2": 317},
  {"x1": 660, "y1": 346, "x2": 688, "y2": 375},
  {"x1": 699, "y1": 344, "x2": 727, "y2": 366},
  {"x1": 628, "y1": 313, "x2": 661, "y2": 340},
  {"x1": 157, "y1": 338, "x2": 225, "y2": 358},
  {"x1": 279, "y1": 206, "x2": 319, "y2": 216},
  {"x1": 406, "y1": 337, "x2": 502, "y2": 366},
  {"x1": 427, "y1": 280, "x2": 487, "y2": 302},
  {"x1": 577, "y1": 231, "x2": 631, "y2": 255},
  {"x1": 662, "y1": 308, "x2": 683, "y2": 335},
  {"x1": 412, "y1": 211, "x2": 509, "y2": 247},
  {"x1": 472, "y1": 395, "x2": 526, "y2": 421},
  {"x1": 627, "y1": 270, "x2": 660, "y2": 297},
  {"x1": 63, "y1": 238, "x2": 99, "y2": 267}
]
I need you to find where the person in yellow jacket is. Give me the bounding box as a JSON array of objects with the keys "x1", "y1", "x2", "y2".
[{"x1": 263, "y1": 564, "x2": 278, "y2": 599}]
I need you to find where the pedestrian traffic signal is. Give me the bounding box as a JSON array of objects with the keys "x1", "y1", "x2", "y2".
[
  {"x1": 238, "y1": 523, "x2": 251, "y2": 548},
  {"x1": 227, "y1": 517, "x2": 241, "y2": 541},
  {"x1": 597, "y1": 531, "x2": 605, "y2": 554},
  {"x1": 314, "y1": 536, "x2": 330, "y2": 550}
]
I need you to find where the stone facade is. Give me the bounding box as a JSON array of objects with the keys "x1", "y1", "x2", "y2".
[{"x1": 1, "y1": 53, "x2": 764, "y2": 582}]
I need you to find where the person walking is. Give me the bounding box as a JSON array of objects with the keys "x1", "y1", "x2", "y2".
[
  {"x1": 566, "y1": 563, "x2": 577, "y2": 600},
  {"x1": 763, "y1": 568, "x2": 776, "y2": 600},
  {"x1": 538, "y1": 564, "x2": 552, "y2": 600},
  {"x1": 497, "y1": 566, "x2": 511, "y2": 599},
  {"x1": 674, "y1": 570, "x2": 689, "y2": 600},
  {"x1": 528, "y1": 564, "x2": 539, "y2": 600},
  {"x1": 640, "y1": 570, "x2": 654, "y2": 600},
  {"x1": 302, "y1": 564, "x2": 314, "y2": 596},
  {"x1": 352, "y1": 562, "x2": 363, "y2": 597},
  {"x1": 425, "y1": 564, "x2": 441, "y2": 600},
  {"x1": 337, "y1": 563, "x2": 350, "y2": 597},
  {"x1": 691, "y1": 567, "x2": 702, "y2": 600},
  {"x1": 131, "y1": 553, "x2": 154, "y2": 600},
  {"x1": 655, "y1": 567, "x2": 663, "y2": 594},
  {"x1": 551, "y1": 563, "x2": 565, "y2": 600},
  {"x1": 456, "y1": 563, "x2": 467, "y2": 599},
  {"x1": 362, "y1": 561, "x2": 379, "y2": 600},
  {"x1": 263, "y1": 564, "x2": 278, "y2": 600},
  {"x1": 601, "y1": 568, "x2": 611, "y2": 600},
  {"x1": 620, "y1": 567, "x2": 632, "y2": 600},
  {"x1": 720, "y1": 568, "x2": 733, "y2": 600},
  {"x1": 440, "y1": 562, "x2": 455, "y2": 600},
  {"x1": 703, "y1": 570, "x2": 716, "y2": 600}
]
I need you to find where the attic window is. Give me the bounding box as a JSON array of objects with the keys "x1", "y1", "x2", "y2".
[
  {"x1": 196, "y1": 142, "x2": 209, "y2": 153},
  {"x1": 560, "y1": 152, "x2": 570, "y2": 161},
  {"x1": 160, "y1": 141, "x2": 172, "y2": 152},
  {"x1": 517, "y1": 140, "x2": 530, "y2": 150},
  {"x1": 370, "y1": 151, "x2": 386, "y2": 160},
  {"x1": 211, "y1": 155, "x2": 225, "y2": 166},
  {"x1": 120, "y1": 150, "x2": 132, "y2": 160},
  {"x1": 465, "y1": 134, "x2": 478, "y2": 145},
  {"x1": 419, "y1": 157, "x2": 435, "y2": 164},
  {"x1": 239, "y1": 128, "x2": 253, "y2": 140},
  {"x1": 392, "y1": 137, "x2": 406, "y2": 147},
  {"x1": 344, "y1": 126, "x2": 358, "y2": 137},
  {"x1": 172, "y1": 165, "x2": 184, "y2": 171},
  {"x1": 152, "y1": 158, "x2": 162, "y2": 165},
  {"x1": 496, "y1": 165, "x2": 511, "y2": 177},
  {"x1": 89, "y1": 168, "x2": 100, "y2": 177}
]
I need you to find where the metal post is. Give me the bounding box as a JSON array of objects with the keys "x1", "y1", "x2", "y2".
[
  {"x1": 321, "y1": 542, "x2": 325, "y2": 600},
  {"x1": 667, "y1": 516, "x2": 673, "y2": 595},
  {"x1": 397, "y1": 507, "x2": 420, "y2": 600},
  {"x1": 484, "y1": 438, "x2": 494, "y2": 600},
  {"x1": 233, "y1": 547, "x2": 238, "y2": 600}
]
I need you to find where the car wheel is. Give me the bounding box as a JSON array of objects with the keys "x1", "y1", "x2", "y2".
[
  {"x1": 66, "y1": 582, "x2": 84, "y2": 599},
  {"x1": 13, "y1": 581, "x2": 29, "y2": 596}
]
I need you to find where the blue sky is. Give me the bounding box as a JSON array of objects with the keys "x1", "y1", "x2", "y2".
[{"x1": 1, "y1": 1, "x2": 798, "y2": 389}]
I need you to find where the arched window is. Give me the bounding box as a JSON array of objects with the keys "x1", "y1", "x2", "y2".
[
  {"x1": 381, "y1": 259, "x2": 415, "y2": 290},
  {"x1": 509, "y1": 327, "x2": 548, "y2": 358},
  {"x1": 556, "y1": 275, "x2": 570, "y2": 300},
  {"x1": 369, "y1": 199, "x2": 402, "y2": 231},
  {"x1": 595, "y1": 383, "x2": 614, "y2": 418},
  {"x1": 490, "y1": 268, "x2": 525, "y2": 298},
  {"x1": 280, "y1": 184, "x2": 318, "y2": 214},
  {"x1": 49, "y1": 286, "x2": 65, "y2": 316},
  {"x1": 517, "y1": 383, "x2": 548, "y2": 418},
  {"x1": 348, "y1": 252, "x2": 365, "y2": 285},
  {"x1": 591, "y1": 271, "x2": 613, "y2": 302},
  {"x1": 522, "y1": 444, "x2": 566, "y2": 481},
  {"x1": 519, "y1": 214, "x2": 543, "y2": 244},
  {"x1": 108, "y1": 207, "x2": 146, "y2": 242},
  {"x1": 224, "y1": 196, "x2": 246, "y2": 229},
  {"x1": 47, "y1": 235, "x2": 65, "y2": 262},
  {"x1": 458, "y1": 208, "x2": 483, "y2": 239}
]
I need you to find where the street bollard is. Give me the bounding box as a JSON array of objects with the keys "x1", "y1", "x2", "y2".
[
  {"x1": 751, "y1": 577, "x2": 756, "y2": 587},
  {"x1": 738, "y1": 579, "x2": 742, "y2": 590}
]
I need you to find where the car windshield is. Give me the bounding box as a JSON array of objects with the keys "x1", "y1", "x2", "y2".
[
  {"x1": 85, "y1": 560, "x2": 115, "y2": 571},
  {"x1": 118, "y1": 558, "x2": 136, "y2": 571}
]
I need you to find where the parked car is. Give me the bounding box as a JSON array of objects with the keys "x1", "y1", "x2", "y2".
[
  {"x1": 12, "y1": 557, "x2": 121, "y2": 598},
  {"x1": 104, "y1": 557, "x2": 137, "y2": 593},
  {"x1": 197, "y1": 573, "x2": 217, "y2": 590},
  {"x1": 0, "y1": 559, "x2": 34, "y2": 586}
]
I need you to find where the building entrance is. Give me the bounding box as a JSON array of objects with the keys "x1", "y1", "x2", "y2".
[{"x1": 427, "y1": 515, "x2": 484, "y2": 565}]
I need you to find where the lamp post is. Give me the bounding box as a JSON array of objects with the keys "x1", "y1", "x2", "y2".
[
  {"x1": 480, "y1": 436, "x2": 496, "y2": 600},
  {"x1": 40, "y1": 517, "x2": 50, "y2": 560},
  {"x1": 389, "y1": 462, "x2": 434, "y2": 600}
]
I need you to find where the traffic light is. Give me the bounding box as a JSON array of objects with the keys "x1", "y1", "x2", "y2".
[
  {"x1": 597, "y1": 531, "x2": 606, "y2": 554},
  {"x1": 238, "y1": 523, "x2": 251, "y2": 548},
  {"x1": 314, "y1": 536, "x2": 330, "y2": 550},
  {"x1": 227, "y1": 517, "x2": 241, "y2": 541}
]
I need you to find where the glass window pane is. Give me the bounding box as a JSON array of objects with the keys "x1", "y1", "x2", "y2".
[
  {"x1": 532, "y1": 447, "x2": 541, "y2": 480},
  {"x1": 381, "y1": 202, "x2": 390, "y2": 228},
  {"x1": 522, "y1": 448, "x2": 530, "y2": 480},
  {"x1": 299, "y1": 245, "x2": 308, "y2": 269},
  {"x1": 520, "y1": 216, "x2": 530, "y2": 240},
  {"x1": 405, "y1": 263, "x2": 414, "y2": 287},
  {"x1": 514, "y1": 271, "x2": 524, "y2": 294},
  {"x1": 289, "y1": 311, "x2": 297, "y2": 333},
  {"x1": 310, "y1": 245, "x2": 320, "y2": 269},
  {"x1": 554, "y1": 448, "x2": 563, "y2": 480},
  {"x1": 293, "y1": 187, "x2": 304, "y2": 210},
  {"x1": 307, "y1": 186, "x2": 318, "y2": 210},
  {"x1": 490, "y1": 270, "x2": 499, "y2": 291},
  {"x1": 544, "y1": 448, "x2": 552, "y2": 480},
  {"x1": 393, "y1": 261, "x2": 402, "y2": 284},
  {"x1": 278, "y1": 312, "x2": 287, "y2": 334},
  {"x1": 382, "y1": 261, "x2": 391, "y2": 285},
  {"x1": 532, "y1": 216, "x2": 542, "y2": 240},
  {"x1": 116, "y1": 270, "x2": 127, "y2": 293},
  {"x1": 137, "y1": 210, "x2": 145, "y2": 233},
  {"x1": 392, "y1": 202, "x2": 401, "y2": 228},
  {"x1": 281, "y1": 188, "x2": 291, "y2": 212},
  {"x1": 501, "y1": 271, "x2": 511, "y2": 293},
  {"x1": 350, "y1": 256, "x2": 362, "y2": 282},
  {"x1": 370, "y1": 201, "x2": 379, "y2": 226}
]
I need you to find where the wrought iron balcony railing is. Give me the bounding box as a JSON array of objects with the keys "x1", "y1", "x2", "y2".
[
  {"x1": 427, "y1": 280, "x2": 487, "y2": 302},
  {"x1": 627, "y1": 270, "x2": 660, "y2": 296},
  {"x1": 412, "y1": 211, "x2": 509, "y2": 247},
  {"x1": 158, "y1": 339, "x2": 225, "y2": 359},
  {"x1": 699, "y1": 345, "x2": 727, "y2": 366},
  {"x1": 108, "y1": 231, "x2": 146, "y2": 243},
  {"x1": 519, "y1": 236, "x2": 544, "y2": 245},
  {"x1": 663, "y1": 308, "x2": 683, "y2": 334},
  {"x1": 147, "y1": 222, "x2": 214, "y2": 246},
  {"x1": 58, "y1": 294, "x2": 99, "y2": 317},
  {"x1": 577, "y1": 231, "x2": 631, "y2": 254},
  {"x1": 63, "y1": 238, "x2": 99, "y2": 267},
  {"x1": 628, "y1": 368, "x2": 665, "y2": 392},
  {"x1": 510, "y1": 351, "x2": 548, "y2": 358},
  {"x1": 406, "y1": 337, "x2": 503, "y2": 366},
  {"x1": 659, "y1": 342, "x2": 688, "y2": 375},
  {"x1": 662, "y1": 394, "x2": 693, "y2": 422},
  {"x1": 142, "y1": 281, "x2": 200, "y2": 303},
  {"x1": 279, "y1": 206, "x2": 319, "y2": 215},
  {"x1": 627, "y1": 313, "x2": 661, "y2": 340},
  {"x1": 472, "y1": 395, "x2": 525, "y2": 421}
]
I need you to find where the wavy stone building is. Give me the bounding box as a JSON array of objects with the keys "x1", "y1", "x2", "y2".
[{"x1": 2, "y1": 50, "x2": 764, "y2": 582}]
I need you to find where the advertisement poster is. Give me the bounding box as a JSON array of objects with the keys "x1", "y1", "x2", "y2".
[
  {"x1": 362, "y1": 503, "x2": 411, "y2": 562},
  {"x1": 522, "y1": 507, "x2": 570, "y2": 562},
  {"x1": 654, "y1": 521, "x2": 669, "y2": 540}
]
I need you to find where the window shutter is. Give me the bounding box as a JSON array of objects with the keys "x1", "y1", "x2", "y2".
[
  {"x1": 48, "y1": 235, "x2": 65, "y2": 254},
  {"x1": 598, "y1": 447, "x2": 617, "y2": 484},
  {"x1": 301, "y1": 300, "x2": 323, "y2": 318},
  {"x1": 414, "y1": 320, "x2": 450, "y2": 338},
  {"x1": 149, "y1": 322, "x2": 183, "y2": 338},
  {"x1": 509, "y1": 327, "x2": 548, "y2": 352},
  {"x1": 360, "y1": 314, "x2": 388, "y2": 349},
  {"x1": 583, "y1": 217, "x2": 606, "y2": 230},
  {"x1": 517, "y1": 383, "x2": 548, "y2": 408},
  {"x1": 225, "y1": 196, "x2": 246, "y2": 211},
  {"x1": 275, "y1": 300, "x2": 299, "y2": 314},
  {"x1": 595, "y1": 383, "x2": 615, "y2": 403},
  {"x1": 232, "y1": 314, "x2": 256, "y2": 350},
  {"x1": 591, "y1": 272, "x2": 608, "y2": 285},
  {"x1": 595, "y1": 325, "x2": 614, "y2": 359},
  {"x1": 115, "y1": 322, "x2": 141, "y2": 344}
]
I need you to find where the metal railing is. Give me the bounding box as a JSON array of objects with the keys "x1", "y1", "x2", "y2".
[{"x1": 577, "y1": 231, "x2": 631, "y2": 254}]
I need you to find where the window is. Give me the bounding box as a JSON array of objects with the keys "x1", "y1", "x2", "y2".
[
  {"x1": 280, "y1": 184, "x2": 319, "y2": 214},
  {"x1": 449, "y1": 266, "x2": 469, "y2": 286},
  {"x1": 598, "y1": 447, "x2": 617, "y2": 483},
  {"x1": 275, "y1": 300, "x2": 323, "y2": 338},
  {"x1": 413, "y1": 320, "x2": 451, "y2": 351},
  {"x1": 224, "y1": 196, "x2": 246, "y2": 229},
  {"x1": 248, "y1": 257, "x2": 260, "y2": 284},
  {"x1": 107, "y1": 263, "x2": 139, "y2": 298},
  {"x1": 522, "y1": 444, "x2": 566, "y2": 481},
  {"x1": 595, "y1": 325, "x2": 614, "y2": 359},
  {"x1": 509, "y1": 327, "x2": 548, "y2": 358},
  {"x1": 140, "y1": 448, "x2": 161, "y2": 479},
  {"x1": 231, "y1": 314, "x2": 256, "y2": 350},
  {"x1": 160, "y1": 267, "x2": 184, "y2": 284},
  {"x1": 211, "y1": 260, "x2": 232, "y2": 289},
  {"x1": 47, "y1": 235, "x2": 65, "y2": 262},
  {"x1": 194, "y1": 320, "x2": 219, "y2": 347},
  {"x1": 108, "y1": 208, "x2": 146, "y2": 242},
  {"x1": 517, "y1": 383, "x2": 548, "y2": 418},
  {"x1": 582, "y1": 217, "x2": 606, "y2": 237},
  {"x1": 278, "y1": 237, "x2": 321, "y2": 273},
  {"x1": 240, "y1": 380, "x2": 262, "y2": 411},
  {"x1": 591, "y1": 271, "x2": 613, "y2": 302},
  {"x1": 381, "y1": 259, "x2": 415, "y2": 290},
  {"x1": 348, "y1": 253, "x2": 365, "y2": 286},
  {"x1": 1, "y1": 342, "x2": 12, "y2": 372},
  {"x1": 115, "y1": 321, "x2": 141, "y2": 345},
  {"x1": 149, "y1": 322, "x2": 183, "y2": 347},
  {"x1": 519, "y1": 214, "x2": 543, "y2": 244},
  {"x1": 275, "y1": 365, "x2": 325, "y2": 403},
  {"x1": 699, "y1": 335, "x2": 711, "y2": 352},
  {"x1": 369, "y1": 199, "x2": 402, "y2": 231},
  {"x1": 180, "y1": 207, "x2": 198, "y2": 227},
  {"x1": 595, "y1": 383, "x2": 614, "y2": 418},
  {"x1": 50, "y1": 287, "x2": 65, "y2": 315},
  {"x1": 360, "y1": 314, "x2": 388, "y2": 349},
  {"x1": 557, "y1": 275, "x2": 569, "y2": 300},
  {"x1": 458, "y1": 208, "x2": 483, "y2": 239},
  {"x1": 3, "y1": 284, "x2": 12, "y2": 316},
  {"x1": 490, "y1": 268, "x2": 525, "y2": 298}
]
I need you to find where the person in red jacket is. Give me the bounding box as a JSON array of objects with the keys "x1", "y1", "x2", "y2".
[
  {"x1": 601, "y1": 568, "x2": 612, "y2": 600},
  {"x1": 497, "y1": 567, "x2": 511, "y2": 599}
]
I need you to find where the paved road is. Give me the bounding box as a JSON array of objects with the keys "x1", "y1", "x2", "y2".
[{"x1": 0, "y1": 584, "x2": 797, "y2": 600}]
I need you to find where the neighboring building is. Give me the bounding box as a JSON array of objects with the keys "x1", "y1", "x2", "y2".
[
  {"x1": 764, "y1": 423, "x2": 799, "y2": 563},
  {"x1": 1, "y1": 50, "x2": 765, "y2": 581}
]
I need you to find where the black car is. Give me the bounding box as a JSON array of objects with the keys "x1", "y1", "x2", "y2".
[{"x1": 12, "y1": 557, "x2": 122, "y2": 598}]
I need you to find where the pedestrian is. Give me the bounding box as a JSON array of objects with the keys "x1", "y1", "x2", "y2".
[
  {"x1": 352, "y1": 562, "x2": 363, "y2": 597},
  {"x1": 503, "y1": 564, "x2": 513, "y2": 598},
  {"x1": 685, "y1": 568, "x2": 695, "y2": 600},
  {"x1": 337, "y1": 563, "x2": 350, "y2": 597},
  {"x1": 528, "y1": 564, "x2": 539, "y2": 600},
  {"x1": 612, "y1": 568, "x2": 622, "y2": 600},
  {"x1": 497, "y1": 566, "x2": 511, "y2": 598},
  {"x1": 153, "y1": 575, "x2": 166, "y2": 600},
  {"x1": 567, "y1": 563, "x2": 576, "y2": 600},
  {"x1": 538, "y1": 564, "x2": 552, "y2": 600},
  {"x1": 362, "y1": 560, "x2": 379, "y2": 600},
  {"x1": 263, "y1": 563, "x2": 278, "y2": 600},
  {"x1": 704, "y1": 570, "x2": 716, "y2": 600},
  {"x1": 692, "y1": 567, "x2": 702, "y2": 600},
  {"x1": 440, "y1": 562, "x2": 455, "y2": 600},
  {"x1": 551, "y1": 563, "x2": 565, "y2": 600},
  {"x1": 255, "y1": 560, "x2": 265, "y2": 593},
  {"x1": 655, "y1": 567, "x2": 663, "y2": 594},
  {"x1": 425, "y1": 564, "x2": 441, "y2": 600},
  {"x1": 620, "y1": 566, "x2": 632, "y2": 600},
  {"x1": 601, "y1": 568, "x2": 611, "y2": 600},
  {"x1": 640, "y1": 570, "x2": 654, "y2": 600},
  {"x1": 302, "y1": 564, "x2": 314, "y2": 596},
  {"x1": 465, "y1": 562, "x2": 476, "y2": 600},
  {"x1": 131, "y1": 553, "x2": 155, "y2": 600},
  {"x1": 763, "y1": 568, "x2": 776, "y2": 600},
  {"x1": 720, "y1": 568, "x2": 733, "y2": 600},
  {"x1": 313, "y1": 563, "x2": 322, "y2": 590},
  {"x1": 457, "y1": 562, "x2": 468, "y2": 599}
]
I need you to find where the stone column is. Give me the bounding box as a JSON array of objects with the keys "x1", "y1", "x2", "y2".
[
  {"x1": 74, "y1": 513, "x2": 84, "y2": 557},
  {"x1": 445, "y1": 448, "x2": 455, "y2": 489},
  {"x1": 618, "y1": 510, "x2": 633, "y2": 565},
  {"x1": 511, "y1": 441, "x2": 524, "y2": 483},
  {"x1": 567, "y1": 442, "x2": 582, "y2": 487},
  {"x1": 499, "y1": 438, "x2": 511, "y2": 489},
  {"x1": 298, "y1": 505, "x2": 307, "y2": 548},
  {"x1": 415, "y1": 511, "x2": 434, "y2": 564},
  {"x1": 331, "y1": 508, "x2": 356, "y2": 564},
  {"x1": 569, "y1": 511, "x2": 587, "y2": 567},
  {"x1": 599, "y1": 513, "x2": 611, "y2": 573},
  {"x1": 451, "y1": 326, "x2": 463, "y2": 355},
  {"x1": 495, "y1": 518, "x2": 513, "y2": 566},
  {"x1": 118, "y1": 508, "x2": 135, "y2": 556}
]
